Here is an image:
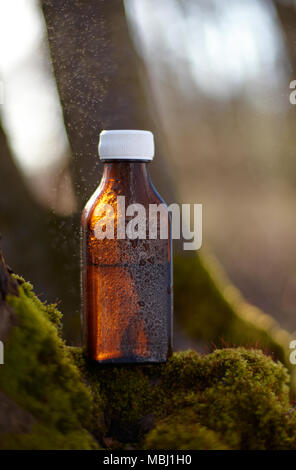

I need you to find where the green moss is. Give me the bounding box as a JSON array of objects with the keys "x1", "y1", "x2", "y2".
[
  {"x1": 174, "y1": 254, "x2": 291, "y2": 366},
  {"x1": 144, "y1": 414, "x2": 228, "y2": 450},
  {"x1": 1, "y1": 425, "x2": 97, "y2": 450},
  {"x1": 0, "y1": 282, "x2": 99, "y2": 450},
  {"x1": 71, "y1": 348, "x2": 154, "y2": 443},
  {"x1": 73, "y1": 348, "x2": 296, "y2": 450},
  {"x1": 13, "y1": 275, "x2": 63, "y2": 331}
]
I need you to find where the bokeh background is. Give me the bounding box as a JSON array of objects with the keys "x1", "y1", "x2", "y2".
[{"x1": 0, "y1": 0, "x2": 296, "y2": 345}]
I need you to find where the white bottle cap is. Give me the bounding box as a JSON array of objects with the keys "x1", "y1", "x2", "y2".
[{"x1": 98, "y1": 130, "x2": 154, "y2": 161}]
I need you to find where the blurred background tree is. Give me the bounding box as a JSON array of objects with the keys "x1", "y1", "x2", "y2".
[{"x1": 0, "y1": 0, "x2": 296, "y2": 347}]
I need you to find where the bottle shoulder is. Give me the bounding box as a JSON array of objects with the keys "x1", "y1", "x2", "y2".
[
  {"x1": 81, "y1": 184, "x2": 105, "y2": 225},
  {"x1": 81, "y1": 173, "x2": 169, "y2": 227},
  {"x1": 147, "y1": 178, "x2": 167, "y2": 207}
]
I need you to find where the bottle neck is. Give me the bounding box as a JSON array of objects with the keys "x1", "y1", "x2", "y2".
[{"x1": 101, "y1": 160, "x2": 151, "y2": 190}]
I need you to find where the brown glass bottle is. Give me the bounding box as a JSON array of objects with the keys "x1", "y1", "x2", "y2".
[{"x1": 81, "y1": 130, "x2": 172, "y2": 363}]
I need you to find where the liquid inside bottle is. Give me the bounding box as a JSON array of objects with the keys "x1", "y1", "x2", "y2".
[{"x1": 81, "y1": 130, "x2": 172, "y2": 363}]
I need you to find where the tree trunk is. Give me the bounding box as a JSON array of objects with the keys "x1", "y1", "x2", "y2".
[{"x1": 41, "y1": 0, "x2": 178, "y2": 209}]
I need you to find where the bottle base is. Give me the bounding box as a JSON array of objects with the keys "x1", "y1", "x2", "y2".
[{"x1": 84, "y1": 352, "x2": 170, "y2": 365}]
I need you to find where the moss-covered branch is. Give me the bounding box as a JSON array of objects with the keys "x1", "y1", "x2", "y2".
[{"x1": 174, "y1": 253, "x2": 292, "y2": 366}]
